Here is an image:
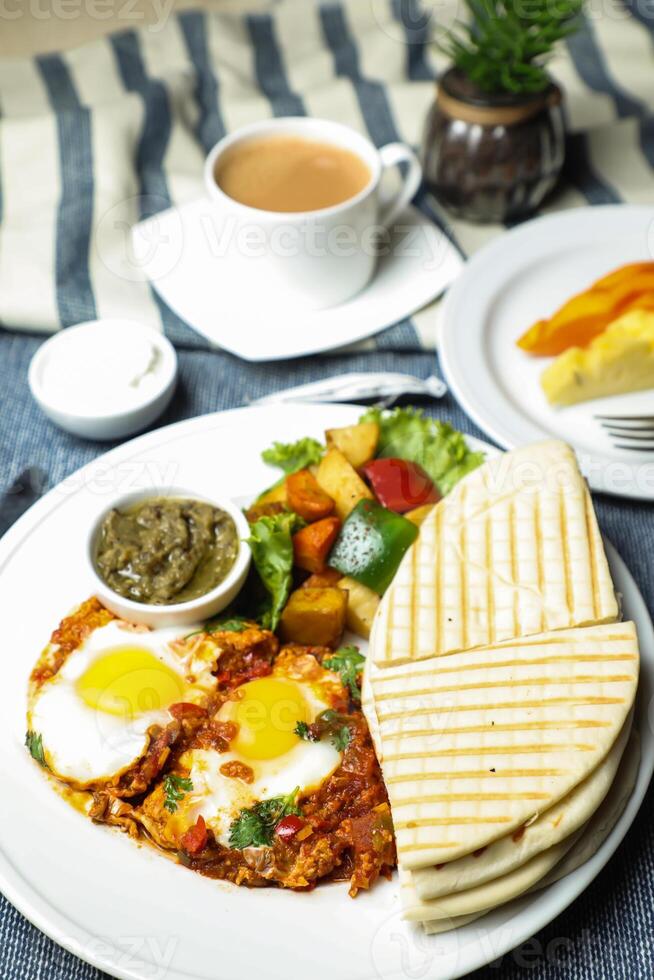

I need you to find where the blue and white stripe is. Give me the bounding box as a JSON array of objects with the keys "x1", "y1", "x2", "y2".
[{"x1": 0, "y1": 0, "x2": 653, "y2": 352}]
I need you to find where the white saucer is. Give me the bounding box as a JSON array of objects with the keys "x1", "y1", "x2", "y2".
[
  {"x1": 133, "y1": 199, "x2": 462, "y2": 361},
  {"x1": 439, "y1": 205, "x2": 654, "y2": 501}
]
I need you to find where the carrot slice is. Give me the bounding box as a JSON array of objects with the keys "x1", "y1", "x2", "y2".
[
  {"x1": 286, "y1": 469, "x2": 335, "y2": 522},
  {"x1": 293, "y1": 517, "x2": 341, "y2": 573}
]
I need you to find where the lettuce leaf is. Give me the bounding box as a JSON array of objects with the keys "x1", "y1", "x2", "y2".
[
  {"x1": 261, "y1": 437, "x2": 324, "y2": 475},
  {"x1": 360, "y1": 407, "x2": 484, "y2": 495},
  {"x1": 247, "y1": 511, "x2": 305, "y2": 631}
]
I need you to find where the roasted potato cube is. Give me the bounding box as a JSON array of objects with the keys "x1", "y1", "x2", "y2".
[
  {"x1": 301, "y1": 568, "x2": 343, "y2": 589},
  {"x1": 325, "y1": 421, "x2": 379, "y2": 468},
  {"x1": 245, "y1": 501, "x2": 287, "y2": 523},
  {"x1": 256, "y1": 481, "x2": 287, "y2": 507},
  {"x1": 405, "y1": 504, "x2": 436, "y2": 527},
  {"x1": 279, "y1": 587, "x2": 347, "y2": 647},
  {"x1": 316, "y1": 448, "x2": 374, "y2": 521},
  {"x1": 339, "y1": 576, "x2": 380, "y2": 639}
]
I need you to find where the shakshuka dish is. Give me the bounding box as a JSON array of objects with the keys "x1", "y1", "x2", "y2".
[
  {"x1": 27, "y1": 598, "x2": 395, "y2": 896},
  {"x1": 24, "y1": 409, "x2": 473, "y2": 899}
]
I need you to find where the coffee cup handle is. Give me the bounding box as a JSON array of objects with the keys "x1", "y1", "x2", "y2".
[{"x1": 377, "y1": 143, "x2": 422, "y2": 230}]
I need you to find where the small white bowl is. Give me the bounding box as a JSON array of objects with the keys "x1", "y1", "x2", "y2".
[
  {"x1": 28, "y1": 319, "x2": 178, "y2": 441},
  {"x1": 86, "y1": 487, "x2": 252, "y2": 628}
]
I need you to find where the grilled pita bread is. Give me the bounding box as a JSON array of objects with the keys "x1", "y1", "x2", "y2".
[
  {"x1": 532, "y1": 728, "x2": 640, "y2": 891},
  {"x1": 411, "y1": 712, "x2": 632, "y2": 900},
  {"x1": 422, "y1": 911, "x2": 486, "y2": 935},
  {"x1": 371, "y1": 441, "x2": 618, "y2": 670},
  {"x1": 420, "y1": 728, "x2": 640, "y2": 934},
  {"x1": 400, "y1": 827, "x2": 583, "y2": 921},
  {"x1": 366, "y1": 623, "x2": 639, "y2": 869}
]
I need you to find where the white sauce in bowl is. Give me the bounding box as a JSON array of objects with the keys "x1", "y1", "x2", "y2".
[{"x1": 38, "y1": 322, "x2": 166, "y2": 415}]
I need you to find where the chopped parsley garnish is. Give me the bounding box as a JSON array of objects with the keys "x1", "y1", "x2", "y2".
[
  {"x1": 296, "y1": 710, "x2": 352, "y2": 752},
  {"x1": 294, "y1": 720, "x2": 318, "y2": 742},
  {"x1": 323, "y1": 645, "x2": 365, "y2": 702},
  {"x1": 317, "y1": 709, "x2": 341, "y2": 726},
  {"x1": 163, "y1": 774, "x2": 193, "y2": 813},
  {"x1": 330, "y1": 726, "x2": 351, "y2": 751},
  {"x1": 25, "y1": 730, "x2": 47, "y2": 768},
  {"x1": 228, "y1": 788, "x2": 301, "y2": 849}
]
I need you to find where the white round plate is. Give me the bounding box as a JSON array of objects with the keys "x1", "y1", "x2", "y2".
[
  {"x1": 439, "y1": 205, "x2": 654, "y2": 500},
  {"x1": 1, "y1": 405, "x2": 652, "y2": 980}
]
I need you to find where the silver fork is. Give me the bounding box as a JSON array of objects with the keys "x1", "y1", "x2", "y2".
[
  {"x1": 249, "y1": 373, "x2": 448, "y2": 407},
  {"x1": 595, "y1": 414, "x2": 654, "y2": 451}
]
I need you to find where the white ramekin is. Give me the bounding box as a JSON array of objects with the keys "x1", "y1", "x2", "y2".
[
  {"x1": 86, "y1": 487, "x2": 251, "y2": 628},
  {"x1": 28, "y1": 319, "x2": 178, "y2": 442}
]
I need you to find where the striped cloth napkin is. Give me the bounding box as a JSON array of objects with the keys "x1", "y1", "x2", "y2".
[{"x1": 0, "y1": 0, "x2": 653, "y2": 352}]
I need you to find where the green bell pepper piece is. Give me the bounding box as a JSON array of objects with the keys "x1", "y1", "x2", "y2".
[{"x1": 327, "y1": 499, "x2": 418, "y2": 595}]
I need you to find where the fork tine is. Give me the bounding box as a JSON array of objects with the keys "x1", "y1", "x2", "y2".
[
  {"x1": 595, "y1": 412, "x2": 654, "y2": 451},
  {"x1": 594, "y1": 414, "x2": 654, "y2": 423},
  {"x1": 597, "y1": 421, "x2": 654, "y2": 431},
  {"x1": 604, "y1": 427, "x2": 654, "y2": 438},
  {"x1": 604, "y1": 425, "x2": 654, "y2": 439},
  {"x1": 606, "y1": 434, "x2": 654, "y2": 444}
]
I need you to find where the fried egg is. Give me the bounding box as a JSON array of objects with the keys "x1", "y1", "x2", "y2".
[
  {"x1": 27, "y1": 620, "x2": 216, "y2": 786},
  {"x1": 171, "y1": 659, "x2": 345, "y2": 845}
]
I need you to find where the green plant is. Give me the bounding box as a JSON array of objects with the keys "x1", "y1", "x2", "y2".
[{"x1": 439, "y1": 0, "x2": 583, "y2": 95}]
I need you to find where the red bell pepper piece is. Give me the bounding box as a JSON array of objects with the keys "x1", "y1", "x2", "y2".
[
  {"x1": 362, "y1": 458, "x2": 440, "y2": 513},
  {"x1": 275, "y1": 814, "x2": 305, "y2": 841},
  {"x1": 180, "y1": 815, "x2": 208, "y2": 855}
]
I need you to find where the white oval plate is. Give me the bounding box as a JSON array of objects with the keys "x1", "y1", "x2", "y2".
[
  {"x1": 0, "y1": 404, "x2": 652, "y2": 980},
  {"x1": 439, "y1": 205, "x2": 654, "y2": 501}
]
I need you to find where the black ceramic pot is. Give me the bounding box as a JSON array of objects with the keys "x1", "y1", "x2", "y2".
[{"x1": 422, "y1": 67, "x2": 565, "y2": 224}]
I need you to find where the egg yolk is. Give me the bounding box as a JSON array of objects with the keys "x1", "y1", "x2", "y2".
[
  {"x1": 228, "y1": 677, "x2": 310, "y2": 761},
  {"x1": 75, "y1": 646, "x2": 185, "y2": 719}
]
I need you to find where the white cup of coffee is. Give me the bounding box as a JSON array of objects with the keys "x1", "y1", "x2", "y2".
[{"x1": 203, "y1": 117, "x2": 422, "y2": 311}]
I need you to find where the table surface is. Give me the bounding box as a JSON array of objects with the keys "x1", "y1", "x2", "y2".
[{"x1": 1, "y1": 328, "x2": 653, "y2": 980}]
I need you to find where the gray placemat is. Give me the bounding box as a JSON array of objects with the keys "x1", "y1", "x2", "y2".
[{"x1": 1, "y1": 330, "x2": 653, "y2": 980}]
